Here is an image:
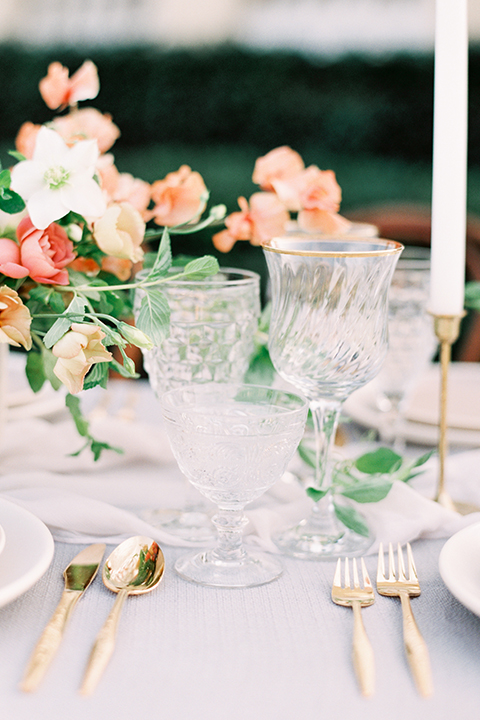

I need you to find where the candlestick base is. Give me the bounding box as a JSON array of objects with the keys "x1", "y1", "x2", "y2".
[{"x1": 430, "y1": 312, "x2": 480, "y2": 514}]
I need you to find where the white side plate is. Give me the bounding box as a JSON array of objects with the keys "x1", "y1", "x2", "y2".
[
  {"x1": 439, "y1": 522, "x2": 480, "y2": 617},
  {"x1": 0, "y1": 498, "x2": 54, "y2": 608}
]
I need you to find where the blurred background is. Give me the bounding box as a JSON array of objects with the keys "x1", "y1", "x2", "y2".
[{"x1": 1, "y1": 0, "x2": 480, "y2": 291}]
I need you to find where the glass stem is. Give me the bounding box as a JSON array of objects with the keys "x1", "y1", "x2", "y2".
[
  {"x1": 211, "y1": 507, "x2": 249, "y2": 563},
  {"x1": 309, "y1": 399, "x2": 342, "y2": 525}
]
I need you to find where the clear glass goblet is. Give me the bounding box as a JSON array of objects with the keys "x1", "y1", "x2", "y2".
[
  {"x1": 134, "y1": 268, "x2": 261, "y2": 541},
  {"x1": 371, "y1": 248, "x2": 438, "y2": 451},
  {"x1": 161, "y1": 383, "x2": 308, "y2": 587},
  {"x1": 263, "y1": 236, "x2": 403, "y2": 559}
]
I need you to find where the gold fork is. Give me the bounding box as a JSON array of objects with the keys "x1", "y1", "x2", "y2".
[
  {"x1": 332, "y1": 557, "x2": 375, "y2": 697},
  {"x1": 377, "y1": 542, "x2": 433, "y2": 697}
]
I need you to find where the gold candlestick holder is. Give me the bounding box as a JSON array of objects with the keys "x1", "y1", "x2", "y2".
[{"x1": 432, "y1": 312, "x2": 476, "y2": 514}]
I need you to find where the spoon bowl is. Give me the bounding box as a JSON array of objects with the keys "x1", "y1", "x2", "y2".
[
  {"x1": 102, "y1": 535, "x2": 165, "y2": 595},
  {"x1": 80, "y1": 536, "x2": 165, "y2": 695}
]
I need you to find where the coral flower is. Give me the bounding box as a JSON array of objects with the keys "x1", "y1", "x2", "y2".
[
  {"x1": 39, "y1": 60, "x2": 100, "y2": 110},
  {"x1": 15, "y1": 122, "x2": 41, "y2": 160},
  {"x1": 0, "y1": 286, "x2": 32, "y2": 350},
  {"x1": 212, "y1": 193, "x2": 289, "y2": 253},
  {"x1": 10, "y1": 126, "x2": 107, "y2": 230},
  {"x1": 252, "y1": 146, "x2": 305, "y2": 192},
  {"x1": 53, "y1": 108, "x2": 120, "y2": 154},
  {"x1": 52, "y1": 323, "x2": 112, "y2": 394},
  {"x1": 17, "y1": 217, "x2": 76, "y2": 285},
  {"x1": 150, "y1": 165, "x2": 208, "y2": 227}
]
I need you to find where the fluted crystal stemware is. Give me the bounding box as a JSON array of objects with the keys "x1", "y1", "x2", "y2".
[{"x1": 263, "y1": 236, "x2": 402, "y2": 559}]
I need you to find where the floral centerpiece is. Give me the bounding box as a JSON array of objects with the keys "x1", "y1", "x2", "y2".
[{"x1": 0, "y1": 60, "x2": 224, "y2": 457}]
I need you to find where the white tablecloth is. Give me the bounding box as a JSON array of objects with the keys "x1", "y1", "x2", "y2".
[{"x1": 0, "y1": 378, "x2": 479, "y2": 718}]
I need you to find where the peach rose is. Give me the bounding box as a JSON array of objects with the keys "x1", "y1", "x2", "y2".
[
  {"x1": 252, "y1": 146, "x2": 305, "y2": 191},
  {"x1": 52, "y1": 323, "x2": 112, "y2": 393},
  {"x1": 93, "y1": 203, "x2": 145, "y2": 263},
  {"x1": 15, "y1": 122, "x2": 41, "y2": 159},
  {"x1": 297, "y1": 209, "x2": 352, "y2": 234},
  {"x1": 150, "y1": 165, "x2": 207, "y2": 227},
  {"x1": 0, "y1": 286, "x2": 32, "y2": 350},
  {"x1": 100, "y1": 256, "x2": 133, "y2": 281},
  {"x1": 212, "y1": 193, "x2": 289, "y2": 253},
  {"x1": 271, "y1": 165, "x2": 343, "y2": 214},
  {"x1": 0, "y1": 238, "x2": 29, "y2": 279},
  {"x1": 53, "y1": 108, "x2": 120, "y2": 154},
  {"x1": 39, "y1": 60, "x2": 100, "y2": 110},
  {"x1": 17, "y1": 217, "x2": 76, "y2": 285}
]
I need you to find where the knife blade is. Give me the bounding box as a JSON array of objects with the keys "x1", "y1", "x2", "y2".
[{"x1": 21, "y1": 543, "x2": 105, "y2": 692}]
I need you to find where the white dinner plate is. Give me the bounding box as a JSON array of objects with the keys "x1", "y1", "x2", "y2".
[
  {"x1": 0, "y1": 498, "x2": 54, "y2": 609},
  {"x1": 439, "y1": 522, "x2": 480, "y2": 617},
  {"x1": 0, "y1": 524, "x2": 5, "y2": 558},
  {"x1": 344, "y1": 363, "x2": 480, "y2": 447}
]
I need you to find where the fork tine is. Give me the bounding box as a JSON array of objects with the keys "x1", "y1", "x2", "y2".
[
  {"x1": 344, "y1": 558, "x2": 351, "y2": 588},
  {"x1": 333, "y1": 558, "x2": 342, "y2": 588},
  {"x1": 377, "y1": 542, "x2": 385, "y2": 583},
  {"x1": 352, "y1": 559, "x2": 360, "y2": 589},
  {"x1": 361, "y1": 558, "x2": 372, "y2": 590},
  {"x1": 397, "y1": 543, "x2": 407, "y2": 581},
  {"x1": 388, "y1": 542, "x2": 396, "y2": 581},
  {"x1": 406, "y1": 542, "x2": 418, "y2": 582}
]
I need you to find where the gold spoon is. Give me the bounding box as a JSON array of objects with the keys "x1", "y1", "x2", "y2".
[{"x1": 80, "y1": 536, "x2": 165, "y2": 695}]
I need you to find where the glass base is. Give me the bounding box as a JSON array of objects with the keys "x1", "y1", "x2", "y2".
[
  {"x1": 175, "y1": 548, "x2": 283, "y2": 588},
  {"x1": 273, "y1": 519, "x2": 374, "y2": 560},
  {"x1": 140, "y1": 508, "x2": 215, "y2": 543}
]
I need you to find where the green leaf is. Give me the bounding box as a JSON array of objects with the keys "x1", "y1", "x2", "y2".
[
  {"x1": 0, "y1": 169, "x2": 11, "y2": 188},
  {"x1": 65, "y1": 394, "x2": 90, "y2": 437},
  {"x1": 90, "y1": 440, "x2": 123, "y2": 462},
  {"x1": 354, "y1": 447, "x2": 402, "y2": 475},
  {"x1": 41, "y1": 347, "x2": 63, "y2": 390},
  {"x1": 149, "y1": 227, "x2": 172, "y2": 278},
  {"x1": 244, "y1": 344, "x2": 275, "y2": 386},
  {"x1": 340, "y1": 477, "x2": 393, "y2": 503},
  {"x1": 0, "y1": 188, "x2": 26, "y2": 214},
  {"x1": 306, "y1": 487, "x2": 328, "y2": 502},
  {"x1": 8, "y1": 150, "x2": 26, "y2": 163},
  {"x1": 82, "y1": 362, "x2": 109, "y2": 391},
  {"x1": 182, "y1": 255, "x2": 219, "y2": 279},
  {"x1": 28, "y1": 285, "x2": 66, "y2": 313},
  {"x1": 297, "y1": 442, "x2": 316, "y2": 469},
  {"x1": 333, "y1": 503, "x2": 370, "y2": 537},
  {"x1": 135, "y1": 288, "x2": 170, "y2": 345},
  {"x1": 43, "y1": 316, "x2": 74, "y2": 348},
  {"x1": 25, "y1": 351, "x2": 46, "y2": 393}
]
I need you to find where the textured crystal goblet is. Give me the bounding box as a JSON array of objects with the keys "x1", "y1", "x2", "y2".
[
  {"x1": 371, "y1": 249, "x2": 438, "y2": 450},
  {"x1": 263, "y1": 236, "x2": 403, "y2": 559},
  {"x1": 161, "y1": 383, "x2": 308, "y2": 587},
  {"x1": 134, "y1": 268, "x2": 261, "y2": 541}
]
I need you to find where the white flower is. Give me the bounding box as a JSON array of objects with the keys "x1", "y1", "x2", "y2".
[{"x1": 10, "y1": 126, "x2": 107, "y2": 230}]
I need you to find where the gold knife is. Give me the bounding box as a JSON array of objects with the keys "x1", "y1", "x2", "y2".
[{"x1": 21, "y1": 543, "x2": 106, "y2": 692}]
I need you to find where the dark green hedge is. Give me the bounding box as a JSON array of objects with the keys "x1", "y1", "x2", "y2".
[{"x1": 2, "y1": 43, "x2": 478, "y2": 164}]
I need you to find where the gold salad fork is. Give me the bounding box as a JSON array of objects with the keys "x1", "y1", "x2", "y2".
[
  {"x1": 332, "y1": 558, "x2": 375, "y2": 697},
  {"x1": 376, "y1": 542, "x2": 433, "y2": 697}
]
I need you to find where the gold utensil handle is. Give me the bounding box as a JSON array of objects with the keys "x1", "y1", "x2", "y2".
[
  {"x1": 80, "y1": 589, "x2": 128, "y2": 695},
  {"x1": 399, "y1": 593, "x2": 433, "y2": 697},
  {"x1": 21, "y1": 590, "x2": 81, "y2": 692},
  {"x1": 351, "y1": 602, "x2": 375, "y2": 697}
]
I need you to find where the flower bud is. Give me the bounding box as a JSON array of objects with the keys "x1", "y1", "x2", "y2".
[{"x1": 119, "y1": 322, "x2": 154, "y2": 350}]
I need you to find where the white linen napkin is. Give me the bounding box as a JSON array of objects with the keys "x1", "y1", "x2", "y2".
[{"x1": 1, "y1": 381, "x2": 479, "y2": 553}]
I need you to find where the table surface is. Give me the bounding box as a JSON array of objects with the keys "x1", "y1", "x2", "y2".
[
  {"x1": 0, "y1": 537, "x2": 479, "y2": 719},
  {"x1": 1, "y1": 375, "x2": 480, "y2": 719}
]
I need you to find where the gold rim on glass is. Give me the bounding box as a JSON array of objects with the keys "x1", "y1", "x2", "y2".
[{"x1": 262, "y1": 235, "x2": 404, "y2": 258}]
